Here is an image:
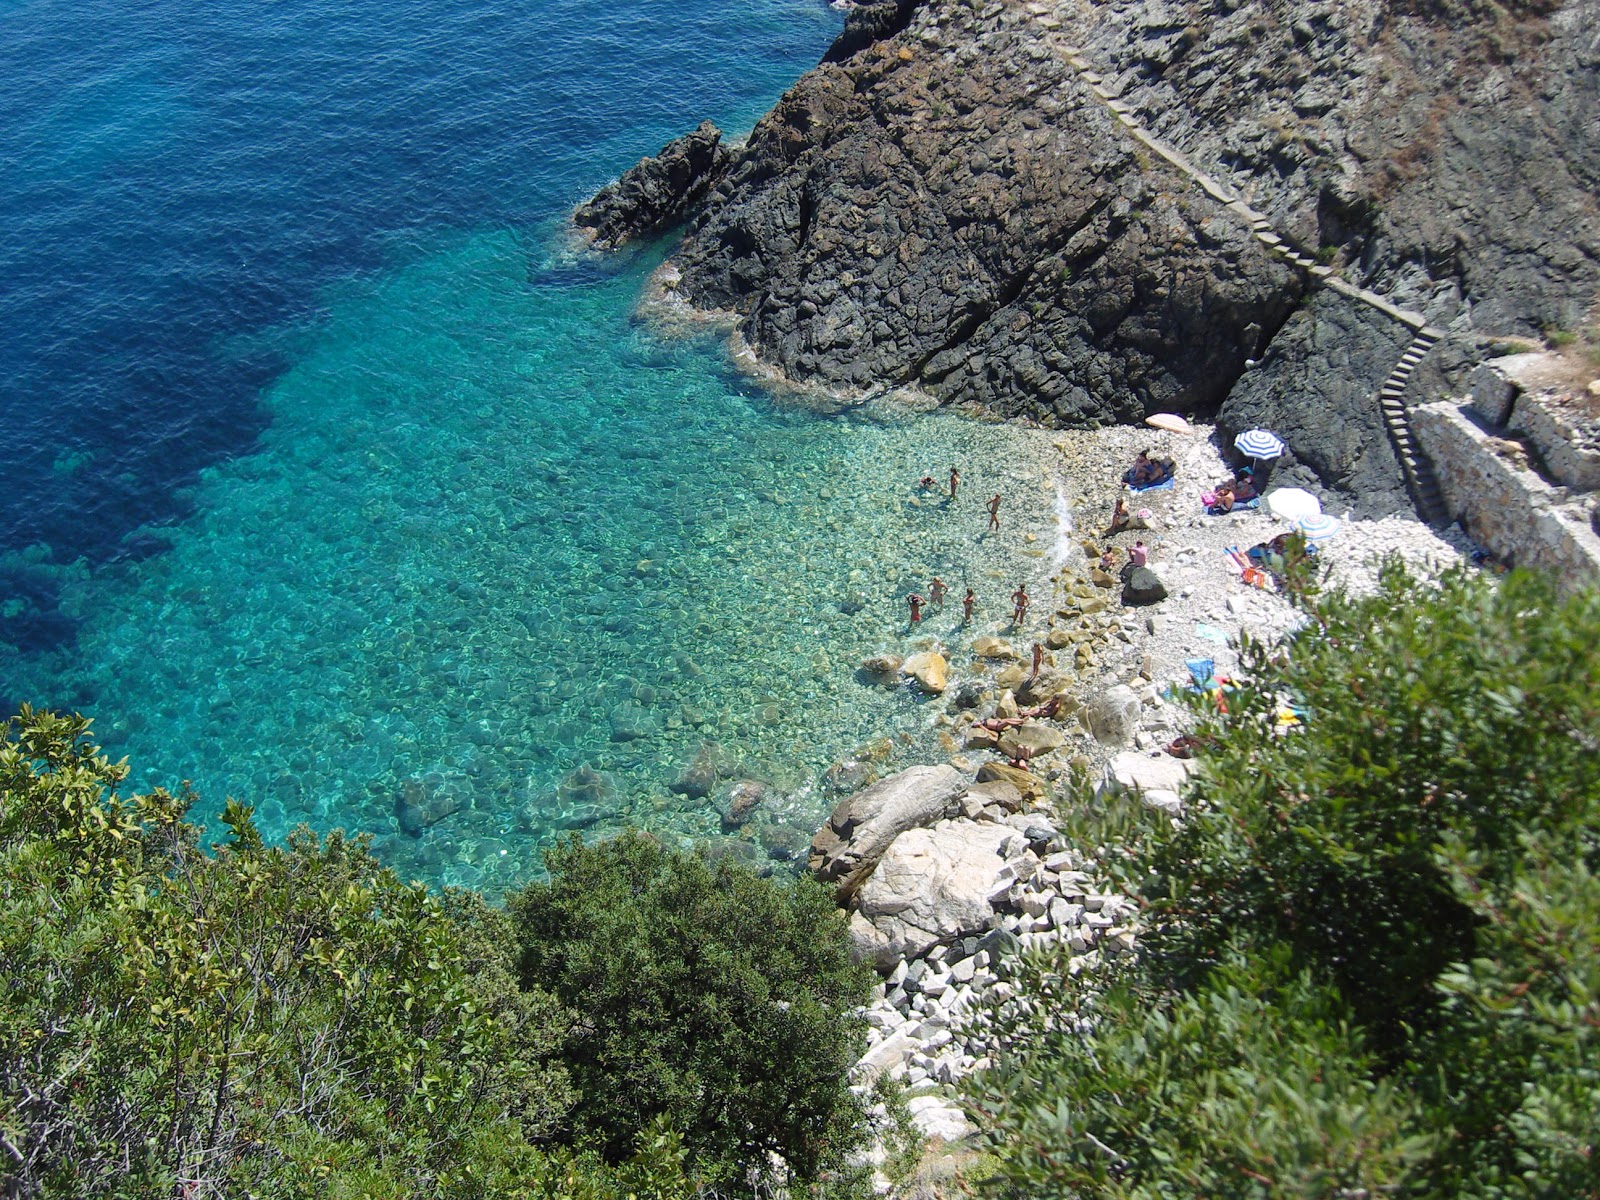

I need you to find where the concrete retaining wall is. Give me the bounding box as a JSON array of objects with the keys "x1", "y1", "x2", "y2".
[{"x1": 1412, "y1": 401, "x2": 1600, "y2": 593}]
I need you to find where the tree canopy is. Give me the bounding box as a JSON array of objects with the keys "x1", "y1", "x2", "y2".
[{"x1": 968, "y1": 565, "x2": 1600, "y2": 1198}]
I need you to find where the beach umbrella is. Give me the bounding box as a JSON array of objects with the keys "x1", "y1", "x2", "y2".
[
  {"x1": 1234, "y1": 428, "x2": 1287, "y2": 460},
  {"x1": 1144, "y1": 412, "x2": 1194, "y2": 434},
  {"x1": 1295, "y1": 513, "x2": 1341, "y2": 541},
  {"x1": 1265, "y1": 487, "x2": 1322, "y2": 523}
]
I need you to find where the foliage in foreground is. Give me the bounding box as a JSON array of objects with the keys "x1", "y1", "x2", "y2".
[
  {"x1": 967, "y1": 565, "x2": 1600, "y2": 1198},
  {"x1": 1, "y1": 707, "x2": 872, "y2": 1198},
  {"x1": 509, "y1": 831, "x2": 874, "y2": 1196}
]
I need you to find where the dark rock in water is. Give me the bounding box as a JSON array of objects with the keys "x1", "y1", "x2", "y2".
[
  {"x1": 671, "y1": 741, "x2": 734, "y2": 798},
  {"x1": 824, "y1": 758, "x2": 879, "y2": 795},
  {"x1": 718, "y1": 779, "x2": 769, "y2": 830},
  {"x1": 948, "y1": 678, "x2": 988, "y2": 710},
  {"x1": 758, "y1": 822, "x2": 810, "y2": 862},
  {"x1": 1121, "y1": 566, "x2": 1169, "y2": 607},
  {"x1": 574, "y1": 120, "x2": 732, "y2": 250},
  {"x1": 394, "y1": 773, "x2": 467, "y2": 838}
]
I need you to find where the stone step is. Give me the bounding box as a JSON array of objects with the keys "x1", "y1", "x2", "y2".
[
  {"x1": 1038, "y1": 16, "x2": 1061, "y2": 29},
  {"x1": 1115, "y1": 112, "x2": 1139, "y2": 128},
  {"x1": 1255, "y1": 231, "x2": 1283, "y2": 247},
  {"x1": 1310, "y1": 264, "x2": 1335, "y2": 278},
  {"x1": 1081, "y1": 71, "x2": 1102, "y2": 84},
  {"x1": 1106, "y1": 98, "x2": 1132, "y2": 113},
  {"x1": 1398, "y1": 350, "x2": 1426, "y2": 365}
]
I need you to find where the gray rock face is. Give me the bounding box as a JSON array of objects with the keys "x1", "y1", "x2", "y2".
[
  {"x1": 648, "y1": 0, "x2": 1600, "y2": 514},
  {"x1": 809, "y1": 764, "x2": 969, "y2": 900},
  {"x1": 674, "y1": 2, "x2": 1299, "y2": 425},
  {"x1": 574, "y1": 120, "x2": 732, "y2": 250},
  {"x1": 850, "y1": 823, "x2": 1028, "y2": 968}
]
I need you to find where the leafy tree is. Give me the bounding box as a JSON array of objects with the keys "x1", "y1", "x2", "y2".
[
  {"x1": 0, "y1": 705, "x2": 574, "y2": 1197},
  {"x1": 966, "y1": 565, "x2": 1600, "y2": 1197},
  {"x1": 508, "y1": 831, "x2": 873, "y2": 1195}
]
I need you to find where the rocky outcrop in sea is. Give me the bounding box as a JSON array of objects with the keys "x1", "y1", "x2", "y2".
[{"x1": 582, "y1": 0, "x2": 1600, "y2": 518}]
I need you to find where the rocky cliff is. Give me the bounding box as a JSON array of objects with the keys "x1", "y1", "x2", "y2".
[{"x1": 608, "y1": 0, "x2": 1600, "y2": 514}]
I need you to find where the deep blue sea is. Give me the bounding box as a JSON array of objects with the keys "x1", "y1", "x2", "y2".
[{"x1": 0, "y1": 0, "x2": 1070, "y2": 890}]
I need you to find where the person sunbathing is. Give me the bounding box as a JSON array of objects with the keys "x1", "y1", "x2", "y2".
[
  {"x1": 1207, "y1": 482, "x2": 1236, "y2": 515},
  {"x1": 1232, "y1": 472, "x2": 1258, "y2": 502},
  {"x1": 1124, "y1": 451, "x2": 1162, "y2": 487}
]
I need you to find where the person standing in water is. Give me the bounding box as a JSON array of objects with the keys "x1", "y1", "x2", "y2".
[
  {"x1": 962, "y1": 587, "x2": 976, "y2": 623},
  {"x1": 949, "y1": 467, "x2": 961, "y2": 501},
  {"x1": 986, "y1": 493, "x2": 1001, "y2": 531},
  {"x1": 907, "y1": 593, "x2": 924, "y2": 625},
  {"x1": 1011, "y1": 582, "x2": 1029, "y2": 626},
  {"x1": 929, "y1": 576, "x2": 948, "y2": 607}
]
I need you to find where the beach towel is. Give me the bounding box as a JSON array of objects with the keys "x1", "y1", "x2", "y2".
[{"x1": 1128, "y1": 477, "x2": 1177, "y2": 494}]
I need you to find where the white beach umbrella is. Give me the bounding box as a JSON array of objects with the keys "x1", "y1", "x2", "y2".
[
  {"x1": 1265, "y1": 487, "x2": 1322, "y2": 523},
  {"x1": 1234, "y1": 428, "x2": 1287, "y2": 460}
]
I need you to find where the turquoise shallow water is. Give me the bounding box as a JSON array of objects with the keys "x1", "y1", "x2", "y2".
[
  {"x1": 0, "y1": 0, "x2": 1078, "y2": 892},
  {"x1": 6, "y1": 229, "x2": 1074, "y2": 891}
]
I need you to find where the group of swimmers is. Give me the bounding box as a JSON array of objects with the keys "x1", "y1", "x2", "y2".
[
  {"x1": 903, "y1": 466, "x2": 1029, "y2": 630},
  {"x1": 907, "y1": 578, "x2": 1030, "y2": 628},
  {"x1": 916, "y1": 466, "x2": 1004, "y2": 531}
]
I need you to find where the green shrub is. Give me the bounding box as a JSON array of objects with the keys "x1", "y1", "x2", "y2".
[
  {"x1": 966, "y1": 566, "x2": 1600, "y2": 1197},
  {"x1": 0, "y1": 705, "x2": 573, "y2": 1197},
  {"x1": 509, "y1": 832, "x2": 873, "y2": 1195}
]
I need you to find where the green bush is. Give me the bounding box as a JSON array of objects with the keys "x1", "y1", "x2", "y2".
[
  {"x1": 0, "y1": 705, "x2": 580, "y2": 1197},
  {"x1": 509, "y1": 832, "x2": 873, "y2": 1195},
  {"x1": 966, "y1": 565, "x2": 1600, "y2": 1198}
]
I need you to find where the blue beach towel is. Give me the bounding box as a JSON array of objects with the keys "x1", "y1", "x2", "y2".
[{"x1": 1128, "y1": 477, "x2": 1177, "y2": 494}]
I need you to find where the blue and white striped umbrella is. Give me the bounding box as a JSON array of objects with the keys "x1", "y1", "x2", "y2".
[
  {"x1": 1295, "y1": 513, "x2": 1342, "y2": 541},
  {"x1": 1234, "y1": 429, "x2": 1287, "y2": 459}
]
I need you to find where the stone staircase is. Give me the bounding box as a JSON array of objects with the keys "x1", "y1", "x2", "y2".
[
  {"x1": 1024, "y1": 3, "x2": 1453, "y2": 525},
  {"x1": 1379, "y1": 328, "x2": 1452, "y2": 524}
]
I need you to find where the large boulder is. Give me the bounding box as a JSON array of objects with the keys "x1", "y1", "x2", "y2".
[
  {"x1": 1084, "y1": 684, "x2": 1141, "y2": 747},
  {"x1": 809, "y1": 764, "x2": 968, "y2": 900},
  {"x1": 1120, "y1": 566, "x2": 1169, "y2": 606},
  {"x1": 901, "y1": 651, "x2": 949, "y2": 694},
  {"x1": 850, "y1": 822, "x2": 1029, "y2": 968},
  {"x1": 574, "y1": 120, "x2": 732, "y2": 250},
  {"x1": 1102, "y1": 750, "x2": 1193, "y2": 815},
  {"x1": 975, "y1": 761, "x2": 1049, "y2": 807}
]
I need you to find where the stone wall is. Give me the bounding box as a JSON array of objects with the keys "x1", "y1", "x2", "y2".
[
  {"x1": 1508, "y1": 392, "x2": 1600, "y2": 492},
  {"x1": 1412, "y1": 401, "x2": 1600, "y2": 591}
]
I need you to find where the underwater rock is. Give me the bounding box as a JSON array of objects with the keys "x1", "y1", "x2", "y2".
[
  {"x1": 394, "y1": 773, "x2": 467, "y2": 838},
  {"x1": 718, "y1": 779, "x2": 769, "y2": 830},
  {"x1": 759, "y1": 822, "x2": 811, "y2": 862},
  {"x1": 557, "y1": 763, "x2": 619, "y2": 810},
  {"x1": 670, "y1": 742, "x2": 728, "y2": 799},
  {"x1": 859, "y1": 653, "x2": 904, "y2": 682},
  {"x1": 824, "y1": 757, "x2": 879, "y2": 796},
  {"x1": 610, "y1": 701, "x2": 662, "y2": 742},
  {"x1": 948, "y1": 679, "x2": 988, "y2": 710}
]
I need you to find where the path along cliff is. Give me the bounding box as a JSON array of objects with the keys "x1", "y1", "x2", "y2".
[{"x1": 582, "y1": 0, "x2": 1600, "y2": 519}]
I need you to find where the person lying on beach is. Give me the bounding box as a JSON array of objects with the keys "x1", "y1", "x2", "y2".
[{"x1": 1232, "y1": 471, "x2": 1259, "y2": 503}]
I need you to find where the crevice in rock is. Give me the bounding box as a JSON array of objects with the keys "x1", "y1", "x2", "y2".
[
  {"x1": 823, "y1": 0, "x2": 923, "y2": 65},
  {"x1": 910, "y1": 198, "x2": 1114, "y2": 386}
]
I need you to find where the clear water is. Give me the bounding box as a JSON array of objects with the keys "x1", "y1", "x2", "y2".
[{"x1": 0, "y1": 0, "x2": 1072, "y2": 891}]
